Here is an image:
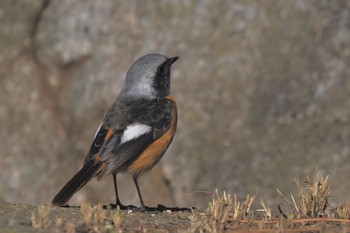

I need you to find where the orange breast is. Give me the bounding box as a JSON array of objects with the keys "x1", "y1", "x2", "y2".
[{"x1": 127, "y1": 96, "x2": 177, "y2": 178}]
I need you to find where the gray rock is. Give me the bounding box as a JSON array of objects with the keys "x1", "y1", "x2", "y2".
[{"x1": 0, "y1": 0, "x2": 349, "y2": 208}]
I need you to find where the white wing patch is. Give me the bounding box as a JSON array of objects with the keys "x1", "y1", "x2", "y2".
[{"x1": 121, "y1": 123, "x2": 152, "y2": 144}]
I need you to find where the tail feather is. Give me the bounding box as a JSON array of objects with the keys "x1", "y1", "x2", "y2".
[{"x1": 52, "y1": 157, "x2": 105, "y2": 206}]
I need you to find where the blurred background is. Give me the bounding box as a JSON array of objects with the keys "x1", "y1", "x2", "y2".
[{"x1": 1, "y1": 0, "x2": 350, "y2": 209}]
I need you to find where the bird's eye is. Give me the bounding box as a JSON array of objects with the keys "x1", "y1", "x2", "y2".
[
  {"x1": 157, "y1": 64, "x2": 167, "y2": 76},
  {"x1": 155, "y1": 64, "x2": 168, "y2": 87}
]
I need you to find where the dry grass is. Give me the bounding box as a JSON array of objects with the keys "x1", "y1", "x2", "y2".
[
  {"x1": 188, "y1": 190, "x2": 255, "y2": 232},
  {"x1": 77, "y1": 203, "x2": 123, "y2": 232},
  {"x1": 207, "y1": 190, "x2": 255, "y2": 221},
  {"x1": 277, "y1": 169, "x2": 330, "y2": 218},
  {"x1": 332, "y1": 203, "x2": 350, "y2": 220},
  {"x1": 188, "y1": 169, "x2": 350, "y2": 232},
  {"x1": 31, "y1": 204, "x2": 51, "y2": 229},
  {"x1": 110, "y1": 206, "x2": 122, "y2": 231},
  {"x1": 258, "y1": 198, "x2": 272, "y2": 220},
  {"x1": 80, "y1": 203, "x2": 107, "y2": 229},
  {"x1": 65, "y1": 221, "x2": 76, "y2": 233}
]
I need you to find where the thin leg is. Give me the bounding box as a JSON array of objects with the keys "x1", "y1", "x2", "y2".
[
  {"x1": 133, "y1": 176, "x2": 146, "y2": 211},
  {"x1": 113, "y1": 173, "x2": 123, "y2": 207}
]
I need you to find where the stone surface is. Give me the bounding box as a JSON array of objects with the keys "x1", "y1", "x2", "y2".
[{"x1": 0, "y1": 0, "x2": 350, "y2": 208}]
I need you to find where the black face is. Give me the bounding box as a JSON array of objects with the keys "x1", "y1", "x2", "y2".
[{"x1": 153, "y1": 57, "x2": 179, "y2": 97}]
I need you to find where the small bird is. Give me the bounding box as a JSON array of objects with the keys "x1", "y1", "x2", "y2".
[{"x1": 52, "y1": 54, "x2": 179, "y2": 210}]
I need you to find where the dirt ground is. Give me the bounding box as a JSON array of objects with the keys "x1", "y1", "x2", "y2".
[
  {"x1": 1, "y1": 201, "x2": 350, "y2": 232},
  {"x1": 1, "y1": 202, "x2": 191, "y2": 232}
]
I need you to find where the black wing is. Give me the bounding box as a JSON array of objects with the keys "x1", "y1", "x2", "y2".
[
  {"x1": 84, "y1": 124, "x2": 110, "y2": 163},
  {"x1": 96, "y1": 98, "x2": 174, "y2": 178}
]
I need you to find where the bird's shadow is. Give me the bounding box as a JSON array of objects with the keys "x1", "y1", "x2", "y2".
[
  {"x1": 57, "y1": 204, "x2": 193, "y2": 212},
  {"x1": 103, "y1": 204, "x2": 193, "y2": 212}
]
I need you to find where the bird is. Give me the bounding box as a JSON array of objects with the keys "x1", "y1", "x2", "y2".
[{"x1": 52, "y1": 54, "x2": 179, "y2": 211}]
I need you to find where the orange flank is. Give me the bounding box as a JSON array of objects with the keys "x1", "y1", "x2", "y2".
[
  {"x1": 105, "y1": 128, "x2": 114, "y2": 142},
  {"x1": 128, "y1": 96, "x2": 177, "y2": 178},
  {"x1": 94, "y1": 159, "x2": 106, "y2": 175}
]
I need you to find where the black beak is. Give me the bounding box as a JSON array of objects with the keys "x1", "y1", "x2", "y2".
[{"x1": 168, "y1": 56, "x2": 179, "y2": 65}]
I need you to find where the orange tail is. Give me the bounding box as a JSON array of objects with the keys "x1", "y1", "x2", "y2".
[{"x1": 52, "y1": 156, "x2": 105, "y2": 206}]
